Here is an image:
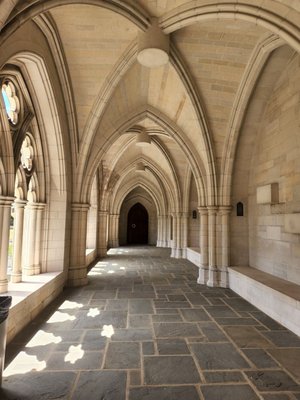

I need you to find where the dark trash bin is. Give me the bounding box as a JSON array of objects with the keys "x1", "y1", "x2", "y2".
[{"x1": 0, "y1": 296, "x2": 12, "y2": 386}]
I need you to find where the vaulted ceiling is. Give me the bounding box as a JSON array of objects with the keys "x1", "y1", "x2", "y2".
[{"x1": 1, "y1": 0, "x2": 299, "y2": 209}]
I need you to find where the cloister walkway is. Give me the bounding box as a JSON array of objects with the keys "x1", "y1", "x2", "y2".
[{"x1": 1, "y1": 246, "x2": 300, "y2": 399}]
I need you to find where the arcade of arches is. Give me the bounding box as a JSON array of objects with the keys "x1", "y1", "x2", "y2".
[{"x1": 0, "y1": 0, "x2": 300, "y2": 363}]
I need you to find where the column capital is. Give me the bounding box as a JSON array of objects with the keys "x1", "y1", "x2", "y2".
[
  {"x1": 198, "y1": 206, "x2": 208, "y2": 215},
  {"x1": 13, "y1": 199, "x2": 27, "y2": 207},
  {"x1": 207, "y1": 206, "x2": 218, "y2": 215},
  {"x1": 98, "y1": 209, "x2": 108, "y2": 216},
  {"x1": 0, "y1": 196, "x2": 14, "y2": 207},
  {"x1": 71, "y1": 202, "x2": 90, "y2": 212},
  {"x1": 218, "y1": 205, "x2": 232, "y2": 215},
  {"x1": 25, "y1": 202, "x2": 46, "y2": 211}
]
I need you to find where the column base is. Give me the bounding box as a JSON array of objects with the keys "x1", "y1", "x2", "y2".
[
  {"x1": 34, "y1": 264, "x2": 41, "y2": 275},
  {"x1": 197, "y1": 266, "x2": 208, "y2": 285},
  {"x1": 207, "y1": 266, "x2": 218, "y2": 287},
  {"x1": 67, "y1": 266, "x2": 88, "y2": 287},
  {"x1": 170, "y1": 248, "x2": 176, "y2": 258},
  {"x1": 220, "y1": 268, "x2": 229, "y2": 288},
  {"x1": 23, "y1": 266, "x2": 35, "y2": 276},
  {"x1": 97, "y1": 247, "x2": 107, "y2": 258},
  {"x1": 0, "y1": 279, "x2": 8, "y2": 293},
  {"x1": 182, "y1": 248, "x2": 187, "y2": 258},
  {"x1": 156, "y1": 240, "x2": 163, "y2": 247},
  {"x1": 10, "y1": 272, "x2": 22, "y2": 283},
  {"x1": 175, "y1": 248, "x2": 182, "y2": 259}
]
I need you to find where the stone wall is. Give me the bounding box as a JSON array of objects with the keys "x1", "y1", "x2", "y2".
[{"x1": 248, "y1": 52, "x2": 300, "y2": 284}]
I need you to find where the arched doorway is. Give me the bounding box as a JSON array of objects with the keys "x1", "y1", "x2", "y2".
[{"x1": 127, "y1": 203, "x2": 148, "y2": 244}]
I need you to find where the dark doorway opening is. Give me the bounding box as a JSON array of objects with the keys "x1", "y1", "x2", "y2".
[{"x1": 127, "y1": 203, "x2": 148, "y2": 244}]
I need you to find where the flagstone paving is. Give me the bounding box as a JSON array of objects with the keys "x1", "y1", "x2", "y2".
[{"x1": 1, "y1": 246, "x2": 300, "y2": 399}]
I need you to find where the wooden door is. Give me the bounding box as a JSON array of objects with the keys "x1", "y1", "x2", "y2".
[{"x1": 127, "y1": 203, "x2": 148, "y2": 244}]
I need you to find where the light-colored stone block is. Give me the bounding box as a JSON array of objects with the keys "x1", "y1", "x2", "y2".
[
  {"x1": 284, "y1": 213, "x2": 300, "y2": 234},
  {"x1": 256, "y1": 183, "x2": 279, "y2": 204}
]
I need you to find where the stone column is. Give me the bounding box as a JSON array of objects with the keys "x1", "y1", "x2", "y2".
[
  {"x1": 161, "y1": 215, "x2": 168, "y2": 247},
  {"x1": 23, "y1": 202, "x2": 38, "y2": 276},
  {"x1": 97, "y1": 210, "x2": 108, "y2": 257},
  {"x1": 198, "y1": 207, "x2": 209, "y2": 284},
  {"x1": 175, "y1": 213, "x2": 182, "y2": 258},
  {"x1": 219, "y1": 206, "x2": 231, "y2": 288},
  {"x1": 181, "y1": 212, "x2": 188, "y2": 258},
  {"x1": 156, "y1": 215, "x2": 162, "y2": 247},
  {"x1": 207, "y1": 206, "x2": 218, "y2": 287},
  {"x1": 0, "y1": 197, "x2": 14, "y2": 293},
  {"x1": 170, "y1": 213, "x2": 176, "y2": 257},
  {"x1": 67, "y1": 203, "x2": 89, "y2": 287},
  {"x1": 111, "y1": 214, "x2": 119, "y2": 247},
  {"x1": 108, "y1": 213, "x2": 114, "y2": 248},
  {"x1": 33, "y1": 203, "x2": 45, "y2": 275},
  {"x1": 11, "y1": 199, "x2": 26, "y2": 283}
]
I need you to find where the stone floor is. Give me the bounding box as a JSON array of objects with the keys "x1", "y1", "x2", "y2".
[{"x1": 1, "y1": 246, "x2": 300, "y2": 400}]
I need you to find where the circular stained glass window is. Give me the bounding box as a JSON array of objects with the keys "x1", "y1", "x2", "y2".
[{"x1": 1, "y1": 81, "x2": 20, "y2": 125}]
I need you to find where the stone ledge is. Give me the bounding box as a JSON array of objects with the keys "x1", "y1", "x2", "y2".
[
  {"x1": 3, "y1": 272, "x2": 65, "y2": 343},
  {"x1": 228, "y1": 266, "x2": 300, "y2": 336},
  {"x1": 186, "y1": 247, "x2": 201, "y2": 267}
]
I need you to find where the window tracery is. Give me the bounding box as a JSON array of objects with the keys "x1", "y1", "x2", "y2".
[{"x1": 1, "y1": 80, "x2": 20, "y2": 125}]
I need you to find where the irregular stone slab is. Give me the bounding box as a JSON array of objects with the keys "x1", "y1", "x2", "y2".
[
  {"x1": 71, "y1": 310, "x2": 127, "y2": 329},
  {"x1": 180, "y1": 309, "x2": 211, "y2": 322},
  {"x1": 154, "y1": 322, "x2": 200, "y2": 338},
  {"x1": 81, "y1": 330, "x2": 107, "y2": 351},
  {"x1": 152, "y1": 314, "x2": 183, "y2": 322},
  {"x1": 2, "y1": 371, "x2": 76, "y2": 400},
  {"x1": 104, "y1": 342, "x2": 140, "y2": 369},
  {"x1": 129, "y1": 386, "x2": 200, "y2": 400},
  {"x1": 133, "y1": 284, "x2": 154, "y2": 292},
  {"x1": 142, "y1": 341, "x2": 155, "y2": 355},
  {"x1": 242, "y1": 349, "x2": 279, "y2": 368},
  {"x1": 185, "y1": 293, "x2": 210, "y2": 305},
  {"x1": 129, "y1": 299, "x2": 154, "y2": 314},
  {"x1": 201, "y1": 323, "x2": 229, "y2": 342},
  {"x1": 203, "y1": 305, "x2": 238, "y2": 318},
  {"x1": 106, "y1": 299, "x2": 128, "y2": 310},
  {"x1": 154, "y1": 301, "x2": 191, "y2": 309},
  {"x1": 144, "y1": 356, "x2": 200, "y2": 384},
  {"x1": 92, "y1": 291, "x2": 116, "y2": 299},
  {"x1": 46, "y1": 351, "x2": 103, "y2": 370},
  {"x1": 118, "y1": 291, "x2": 156, "y2": 299},
  {"x1": 157, "y1": 338, "x2": 190, "y2": 354},
  {"x1": 111, "y1": 329, "x2": 153, "y2": 341},
  {"x1": 223, "y1": 326, "x2": 273, "y2": 348},
  {"x1": 224, "y1": 298, "x2": 258, "y2": 311},
  {"x1": 215, "y1": 317, "x2": 259, "y2": 326},
  {"x1": 245, "y1": 370, "x2": 300, "y2": 392},
  {"x1": 129, "y1": 315, "x2": 151, "y2": 328},
  {"x1": 262, "y1": 394, "x2": 291, "y2": 400},
  {"x1": 261, "y1": 331, "x2": 300, "y2": 347},
  {"x1": 167, "y1": 294, "x2": 187, "y2": 301},
  {"x1": 191, "y1": 343, "x2": 250, "y2": 369},
  {"x1": 129, "y1": 370, "x2": 141, "y2": 386},
  {"x1": 155, "y1": 308, "x2": 179, "y2": 314},
  {"x1": 201, "y1": 384, "x2": 260, "y2": 400},
  {"x1": 72, "y1": 370, "x2": 126, "y2": 400},
  {"x1": 250, "y1": 312, "x2": 286, "y2": 330},
  {"x1": 204, "y1": 371, "x2": 245, "y2": 383},
  {"x1": 267, "y1": 348, "x2": 300, "y2": 380}
]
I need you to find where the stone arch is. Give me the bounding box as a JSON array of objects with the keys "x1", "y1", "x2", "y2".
[
  {"x1": 81, "y1": 106, "x2": 207, "y2": 207},
  {"x1": 160, "y1": 1, "x2": 300, "y2": 53},
  {"x1": 2, "y1": 51, "x2": 68, "y2": 272},
  {"x1": 220, "y1": 34, "x2": 285, "y2": 205},
  {"x1": 0, "y1": 0, "x2": 150, "y2": 46}
]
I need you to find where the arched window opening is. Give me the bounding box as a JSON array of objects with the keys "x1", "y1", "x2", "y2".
[{"x1": 1, "y1": 80, "x2": 20, "y2": 125}]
